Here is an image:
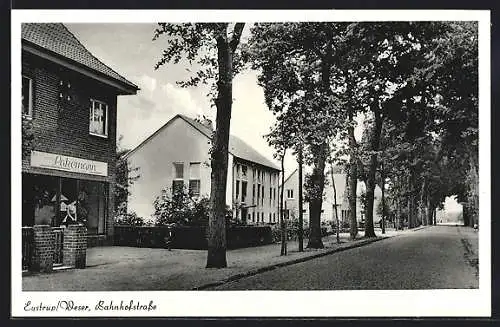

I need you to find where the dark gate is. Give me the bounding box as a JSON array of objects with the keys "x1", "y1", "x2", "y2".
[
  {"x1": 22, "y1": 227, "x2": 34, "y2": 271},
  {"x1": 52, "y1": 227, "x2": 64, "y2": 266}
]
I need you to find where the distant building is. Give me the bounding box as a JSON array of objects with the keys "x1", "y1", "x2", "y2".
[
  {"x1": 21, "y1": 23, "x2": 138, "y2": 246},
  {"x1": 124, "y1": 114, "x2": 281, "y2": 224},
  {"x1": 281, "y1": 166, "x2": 383, "y2": 227}
]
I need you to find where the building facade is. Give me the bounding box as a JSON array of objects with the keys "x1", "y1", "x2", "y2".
[
  {"x1": 125, "y1": 114, "x2": 281, "y2": 224},
  {"x1": 281, "y1": 166, "x2": 383, "y2": 228},
  {"x1": 21, "y1": 23, "x2": 138, "y2": 246}
]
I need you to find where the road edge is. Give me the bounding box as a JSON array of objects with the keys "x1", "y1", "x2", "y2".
[{"x1": 192, "y1": 236, "x2": 389, "y2": 290}]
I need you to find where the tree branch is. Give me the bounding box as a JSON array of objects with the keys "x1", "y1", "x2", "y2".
[{"x1": 230, "y1": 23, "x2": 245, "y2": 53}]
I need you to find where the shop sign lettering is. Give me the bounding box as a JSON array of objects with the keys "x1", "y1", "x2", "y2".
[{"x1": 30, "y1": 151, "x2": 108, "y2": 176}]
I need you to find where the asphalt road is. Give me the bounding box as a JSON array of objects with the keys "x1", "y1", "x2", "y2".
[{"x1": 212, "y1": 225, "x2": 478, "y2": 290}]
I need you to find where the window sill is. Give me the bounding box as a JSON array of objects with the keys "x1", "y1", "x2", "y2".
[{"x1": 89, "y1": 132, "x2": 108, "y2": 139}]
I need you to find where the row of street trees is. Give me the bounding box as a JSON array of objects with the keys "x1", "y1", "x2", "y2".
[{"x1": 152, "y1": 21, "x2": 478, "y2": 268}]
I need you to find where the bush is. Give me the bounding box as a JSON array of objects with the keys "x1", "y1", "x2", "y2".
[
  {"x1": 114, "y1": 211, "x2": 144, "y2": 226},
  {"x1": 153, "y1": 186, "x2": 234, "y2": 227}
]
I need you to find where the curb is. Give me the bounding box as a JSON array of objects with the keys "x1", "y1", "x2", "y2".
[{"x1": 192, "y1": 236, "x2": 390, "y2": 290}]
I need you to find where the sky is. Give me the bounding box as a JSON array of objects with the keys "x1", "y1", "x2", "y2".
[{"x1": 66, "y1": 23, "x2": 364, "y2": 179}]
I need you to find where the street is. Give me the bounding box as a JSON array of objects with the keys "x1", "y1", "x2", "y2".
[{"x1": 212, "y1": 225, "x2": 479, "y2": 290}]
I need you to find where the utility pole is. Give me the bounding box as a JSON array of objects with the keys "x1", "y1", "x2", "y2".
[{"x1": 298, "y1": 145, "x2": 304, "y2": 252}]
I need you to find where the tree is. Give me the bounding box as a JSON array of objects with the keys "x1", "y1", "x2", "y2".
[
  {"x1": 265, "y1": 122, "x2": 289, "y2": 255},
  {"x1": 154, "y1": 23, "x2": 245, "y2": 268},
  {"x1": 329, "y1": 159, "x2": 341, "y2": 244},
  {"x1": 247, "y1": 22, "x2": 349, "y2": 249},
  {"x1": 297, "y1": 144, "x2": 305, "y2": 251},
  {"x1": 115, "y1": 135, "x2": 140, "y2": 214}
]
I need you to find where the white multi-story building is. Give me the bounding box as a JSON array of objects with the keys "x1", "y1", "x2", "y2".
[{"x1": 124, "y1": 114, "x2": 281, "y2": 223}]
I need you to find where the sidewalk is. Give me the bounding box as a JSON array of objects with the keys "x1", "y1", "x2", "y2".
[
  {"x1": 22, "y1": 228, "x2": 411, "y2": 291},
  {"x1": 456, "y1": 225, "x2": 479, "y2": 277}
]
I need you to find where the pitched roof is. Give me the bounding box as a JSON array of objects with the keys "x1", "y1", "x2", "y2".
[
  {"x1": 125, "y1": 114, "x2": 280, "y2": 171},
  {"x1": 178, "y1": 114, "x2": 279, "y2": 170},
  {"x1": 21, "y1": 23, "x2": 138, "y2": 91},
  {"x1": 282, "y1": 168, "x2": 298, "y2": 186}
]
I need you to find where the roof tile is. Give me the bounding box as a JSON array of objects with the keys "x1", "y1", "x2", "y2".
[{"x1": 22, "y1": 23, "x2": 138, "y2": 90}]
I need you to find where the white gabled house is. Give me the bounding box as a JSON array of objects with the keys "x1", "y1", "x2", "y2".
[
  {"x1": 124, "y1": 114, "x2": 281, "y2": 224},
  {"x1": 281, "y1": 165, "x2": 383, "y2": 228}
]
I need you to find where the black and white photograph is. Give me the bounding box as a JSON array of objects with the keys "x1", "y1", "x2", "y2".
[{"x1": 11, "y1": 9, "x2": 491, "y2": 317}]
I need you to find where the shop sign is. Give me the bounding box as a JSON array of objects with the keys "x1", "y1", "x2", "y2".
[{"x1": 30, "y1": 151, "x2": 108, "y2": 177}]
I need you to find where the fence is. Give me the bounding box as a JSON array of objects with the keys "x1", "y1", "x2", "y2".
[
  {"x1": 52, "y1": 227, "x2": 64, "y2": 266},
  {"x1": 114, "y1": 225, "x2": 274, "y2": 250},
  {"x1": 22, "y1": 227, "x2": 34, "y2": 271}
]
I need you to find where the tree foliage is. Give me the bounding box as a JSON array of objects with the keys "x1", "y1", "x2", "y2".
[{"x1": 114, "y1": 135, "x2": 140, "y2": 214}]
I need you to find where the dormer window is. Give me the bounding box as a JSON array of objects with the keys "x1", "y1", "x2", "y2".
[{"x1": 89, "y1": 99, "x2": 108, "y2": 138}]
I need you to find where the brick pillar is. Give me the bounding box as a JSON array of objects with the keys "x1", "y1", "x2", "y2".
[
  {"x1": 32, "y1": 225, "x2": 55, "y2": 273},
  {"x1": 63, "y1": 224, "x2": 87, "y2": 269}
]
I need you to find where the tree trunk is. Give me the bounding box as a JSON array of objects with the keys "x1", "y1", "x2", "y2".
[
  {"x1": 330, "y1": 163, "x2": 340, "y2": 244},
  {"x1": 397, "y1": 195, "x2": 402, "y2": 230},
  {"x1": 407, "y1": 173, "x2": 416, "y2": 229},
  {"x1": 298, "y1": 146, "x2": 304, "y2": 252},
  {"x1": 348, "y1": 113, "x2": 358, "y2": 240},
  {"x1": 419, "y1": 180, "x2": 426, "y2": 226},
  {"x1": 380, "y1": 167, "x2": 385, "y2": 234},
  {"x1": 364, "y1": 107, "x2": 383, "y2": 238},
  {"x1": 307, "y1": 142, "x2": 327, "y2": 249},
  {"x1": 280, "y1": 151, "x2": 287, "y2": 255},
  {"x1": 206, "y1": 27, "x2": 232, "y2": 268},
  {"x1": 426, "y1": 194, "x2": 432, "y2": 227}
]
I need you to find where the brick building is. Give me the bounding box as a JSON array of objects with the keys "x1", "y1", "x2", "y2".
[{"x1": 21, "y1": 23, "x2": 138, "y2": 246}]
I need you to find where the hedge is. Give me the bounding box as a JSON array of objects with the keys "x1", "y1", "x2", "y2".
[{"x1": 113, "y1": 225, "x2": 273, "y2": 250}]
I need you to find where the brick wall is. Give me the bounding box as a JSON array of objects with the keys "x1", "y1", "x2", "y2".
[
  {"x1": 21, "y1": 51, "x2": 118, "y2": 240},
  {"x1": 32, "y1": 225, "x2": 55, "y2": 272},
  {"x1": 63, "y1": 224, "x2": 87, "y2": 268}
]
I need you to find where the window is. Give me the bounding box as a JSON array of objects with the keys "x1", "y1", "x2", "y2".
[
  {"x1": 22, "y1": 76, "x2": 33, "y2": 117},
  {"x1": 173, "y1": 163, "x2": 184, "y2": 179},
  {"x1": 252, "y1": 212, "x2": 255, "y2": 222},
  {"x1": 172, "y1": 180, "x2": 184, "y2": 193},
  {"x1": 287, "y1": 189, "x2": 294, "y2": 199},
  {"x1": 89, "y1": 99, "x2": 108, "y2": 137},
  {"x1": 269, "y1": 213, "x2": 271, "y2": 223},
  {"x1": 273, "y1": 213, "x2": 276, "y2": 222},
  {"x1": 248, "y1": 213, "x2": 251, "y2": 222},
  {"x1": 235, "y1": 180, "x2": 240, "y2": 200},
  {"x1": 241, "y1": 181, "x2": 247, "y2": 202},
  {"x1": 270, "y1": 187, "x2": 272, "y2": 205},
  {"x1": 257, "y1": 184, "x2": 260, "y2": 201},
  {"x1": 236, "y1": 164, "x2": 240, "y2": 176},
  {"x1": 242, "y1": 165, "x2": 247, "y2": 177},
  {"x1": 257, "y1": 212, "x2": 260, "y2": 222},
  {"x1": 189, "y1": 180, "x2": 200, "y2": 197},
  {"x1": 172, "y1": 163, "x2": 184, "y2": 193},
  {"x1": 262, "y1": 185, "x2": 265, "y2": 205},
  {"x1": 189, "y1": 162, "x2": 201, "y2": 196},
  {"x1": 252, "y1": 184, "x2": 256, "y2": 199}
]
